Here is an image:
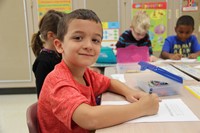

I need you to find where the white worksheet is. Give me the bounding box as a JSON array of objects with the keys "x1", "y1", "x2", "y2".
[
  {"x1": 160, "y1": 65, "x2": 193, "y2": 80},
  {"x1": 101, "y1": 99, "x2": 199, "y2": 123},
  {"x1": 157, "y1": 58, "x2": 196, "y2": 63},
  {"x1": 111, "y1": 74, "x2": 126, "y2": 83}
]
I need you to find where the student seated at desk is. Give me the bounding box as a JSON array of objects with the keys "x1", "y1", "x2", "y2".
[
  {"x1": 31, "y1": 10, "x2": 65, "y2": 98},
  {"x1": 160, "y1": 15, "x2": 200, "y2": 60},
  {"x1": 38, "y1": 9, "x2": 159, "y2": 133},
  {"x1": 116, "y1": 11, "x2": 157, "y2": 62}
]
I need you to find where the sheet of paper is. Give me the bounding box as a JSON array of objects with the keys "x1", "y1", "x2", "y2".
[
  {"x1": 157, "y1": 58, "x2": 196, "y2": 63},
  {"x1": 171, "y1": 64, "x2": 200, "y2": 81},
  {"x1": 111, "y1": 74, "x2": 126, "y2": 83},
  {"x1": 101, "y1": 99, "x2": 199, "y2": 123},
  {"x1": 194, "y1": 65, "x2": 200, "y2": 69},
  {"x1": 160, "y1": 65, "x2": 193, "y2": 80}
]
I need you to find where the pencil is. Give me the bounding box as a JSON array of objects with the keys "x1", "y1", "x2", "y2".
[{"x1": 149, "y1": 88, "x2": 153, "y2": 94}]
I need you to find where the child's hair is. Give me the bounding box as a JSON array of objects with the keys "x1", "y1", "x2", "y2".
[
  {"x1": 31, "y1": 10, "x2": 65, "y2": 57},
  {"x1": 176, "y1": 15, "x2": 194, "y2": 28},
  {"x1": 57, "y1": 9, "x2": 102, "y2": 42},
  {"x1": 131, "y1": 11, "x2": 150, "y2": 33}
]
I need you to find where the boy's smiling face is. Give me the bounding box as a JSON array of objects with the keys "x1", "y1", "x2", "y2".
[
  {"x1": 175, "y1": 25, "x2": 194, "y2": 42},
  {"x1": 58, "y1": 19, "x2": 103, "y2": 68}
]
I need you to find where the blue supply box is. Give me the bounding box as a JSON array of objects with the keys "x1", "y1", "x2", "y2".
[
  {"x1": 96, "y1": 47, "x2": 116, "y2": 64},
  {"x1": 137, "y1": 62, "x2": 183, "y2": 97}
]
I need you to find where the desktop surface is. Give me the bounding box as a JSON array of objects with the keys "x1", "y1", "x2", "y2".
[{"x1": 96, "y1": 66, "x2": 200, "y2": 133}]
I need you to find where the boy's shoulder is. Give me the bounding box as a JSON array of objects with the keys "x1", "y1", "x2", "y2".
[{"x1": 189, "y1": 34, "x2": 197, "y2": 39}]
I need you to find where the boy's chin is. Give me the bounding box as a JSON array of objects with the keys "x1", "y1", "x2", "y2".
[{"x1": 81, "y1": 62, "x2": 95, "y2": 67}]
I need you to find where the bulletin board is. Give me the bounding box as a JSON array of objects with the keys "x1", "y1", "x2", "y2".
[
  {"x1": 37, "y1": 0, "x2": 72, "y2": 20},
  {"x1": 132, "y1": 2, "x2": 167, "y2": 51},
  {"x1": 102, "y1": 22, "x2": 120, "y2": 51}
]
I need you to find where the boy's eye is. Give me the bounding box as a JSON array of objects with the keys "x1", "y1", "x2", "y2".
[
  {"x1": 178, "y1": 31, "x2": 183, "y2": 34},
  {"x1": 92, "y1": 38, "x2": 101, "y2": 44},
  {"x1": 73, "y1": 36, "x2": 82, "y2": 41}
]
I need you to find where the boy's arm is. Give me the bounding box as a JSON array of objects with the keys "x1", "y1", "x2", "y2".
[
  {"x1": 160, "y1": 37, "x2": 182, "y2": 60},
  {"x1": 116, "y1": 36, "x2": 126, "y2": 48},
  {"x1": 72, "y1": 92, "x2": 159, "y2": 130},
  {"x1": 145, "y1": 34, "x2": 153, "y2": 55},
  {"x1": 188, "y1": 35, "x2": 200, "y2": 58},
  {"x1": 116, "y1": 30, "x2": 130, "y2": 48},
  {"x1": 107, "y1": 79, "x2": 146, "y2": 102},
  {"x1": 160, "y1": 51, "x2": 182, "y2": 60},
  {"x1": 188, "y1": 51, "x2": 200, "y2": 59}
]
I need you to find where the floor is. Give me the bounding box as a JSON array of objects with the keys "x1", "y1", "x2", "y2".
[{"x1": 0, "y1": 94, "x2": 37, "y2": 133}]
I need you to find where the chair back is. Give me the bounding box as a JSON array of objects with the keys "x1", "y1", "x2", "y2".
[{"x1": 26, "y1": 102, "x2": 40, "y2": 133}]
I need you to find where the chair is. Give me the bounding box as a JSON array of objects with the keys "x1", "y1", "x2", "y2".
[{"x1": 26, "y1": 102, "x2": 40, "y2": 133}]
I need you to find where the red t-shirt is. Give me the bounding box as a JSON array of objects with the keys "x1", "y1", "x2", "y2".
[{"x1": 38, "y1": 60, "x2": 110, "y2": 133}]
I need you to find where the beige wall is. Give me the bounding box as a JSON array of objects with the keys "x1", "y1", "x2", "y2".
[
  {"x1": 1, "y1": 0, "x2": 200, "y2": 88},
  {"x1": 0, "y1": 0, "x2": 35, "y2": 88}
]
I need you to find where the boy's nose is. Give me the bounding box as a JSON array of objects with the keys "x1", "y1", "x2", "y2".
[{"x1": 83, "y1": 39, "x2": 93, "y2": 49}]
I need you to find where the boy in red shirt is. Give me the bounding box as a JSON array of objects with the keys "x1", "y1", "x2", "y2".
[{"x1": 38, "y1": 9, "x2": 159, "y2": 133}]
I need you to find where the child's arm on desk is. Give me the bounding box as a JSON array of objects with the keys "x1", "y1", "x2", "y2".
[
  {"x1": 160, "y1": 51, "x2": 182, "y2": 60},
  {"x1": 149, "y1": 55, "x2": 158, "y2": 62},
  {"x1": 107, "y1": 79, "x2": 146, "y2": 102},
  {"x1": 188, "y1": 51, "x2": 200, "y2": 59},
  {"x1": 72, "y1": 79, "x2": 159, "y2": 130}
]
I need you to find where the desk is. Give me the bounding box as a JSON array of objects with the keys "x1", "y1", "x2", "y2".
[
  {"x1": 91, "y1": 63, "x2": 116, "y2": 74},
  {"x1": 96, "y1": 67, "x2": 200, "y2": 133}
]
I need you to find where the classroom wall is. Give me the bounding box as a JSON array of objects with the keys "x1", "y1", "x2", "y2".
[
  {"x1": 0, "y1": 0, "x2": 200, "y2": 88},
  {"x1": 0, "y1": 0, "x2": 35, "y2": 88}
]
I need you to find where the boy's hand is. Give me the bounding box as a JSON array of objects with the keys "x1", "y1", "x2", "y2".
[
  {"x1": 137, "y1": 93, "x2": 159, "y2": 116},
  {"x1": 149, "y1": 55, "x2": 158, "y2": 62},
  {"x1": 125, "y1": 90, "x2": 147, "y2": 103},
  {"x1": 169, "y1": 54, "x2": 182, "y2": 60},
  {"x1": 188, "y1": 53, "x2": 198, "y2": 59}
]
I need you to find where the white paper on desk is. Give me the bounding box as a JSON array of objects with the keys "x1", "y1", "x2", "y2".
[
  {"x1": 101, "y1": 99, "x2": 199, "y2": 123},
  {"x1": 160, "y1": 65, "x2": 193, "y2": 80},
  {"x1": 157, "y1": 58, "x2": 196, "y2": 63},
  {"x1": 111, "y1": 74, "x2": 126, "y2": 83},
  {"x1": 194, "y1": 65, "x2": 200, "y2": 69}
]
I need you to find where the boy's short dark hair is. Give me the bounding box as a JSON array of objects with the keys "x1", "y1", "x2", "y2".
[
  {"x1": 176, "y1": 15, "x2": 194, "y2": 28},
  {"x1": 57, "y1": 9, "x2": 102, "y2": 41}
]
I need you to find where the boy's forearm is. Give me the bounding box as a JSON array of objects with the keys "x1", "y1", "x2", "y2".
[
  {"x1": 108, "y1": 79, "x2": 133, "y2": 97},
  {"x1": 91, "y1": 103, "x2": 143, "y2": 129},
  {"x1": 161, "y1": 51, "x2": 177, "y2": 59},
  {"x1": 195, "y1": 51, "x2": 200, "y2": 56},
  {"x1": 160, "y1": 51, "x2": 170, "y2": 59},
  {"x1": 73, "y1": 102, "x2": 143, "y2": 130}
]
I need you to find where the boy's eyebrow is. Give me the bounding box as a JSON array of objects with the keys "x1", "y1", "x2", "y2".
[
  {"x1": 72, "y1": 31, "x2": 102, "y2": 38},
  {"x1": 94, "y1": 33, "x2": 103, "y2": 38}
]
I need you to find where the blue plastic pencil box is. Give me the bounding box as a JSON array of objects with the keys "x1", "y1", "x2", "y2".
[{"x1": 137, "y1": 61, "x2": 183, "y2": 96}]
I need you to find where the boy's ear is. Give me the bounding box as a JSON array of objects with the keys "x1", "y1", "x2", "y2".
[{"x1": 54, "y1": 39, "x2": 63, "y2": 54}]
